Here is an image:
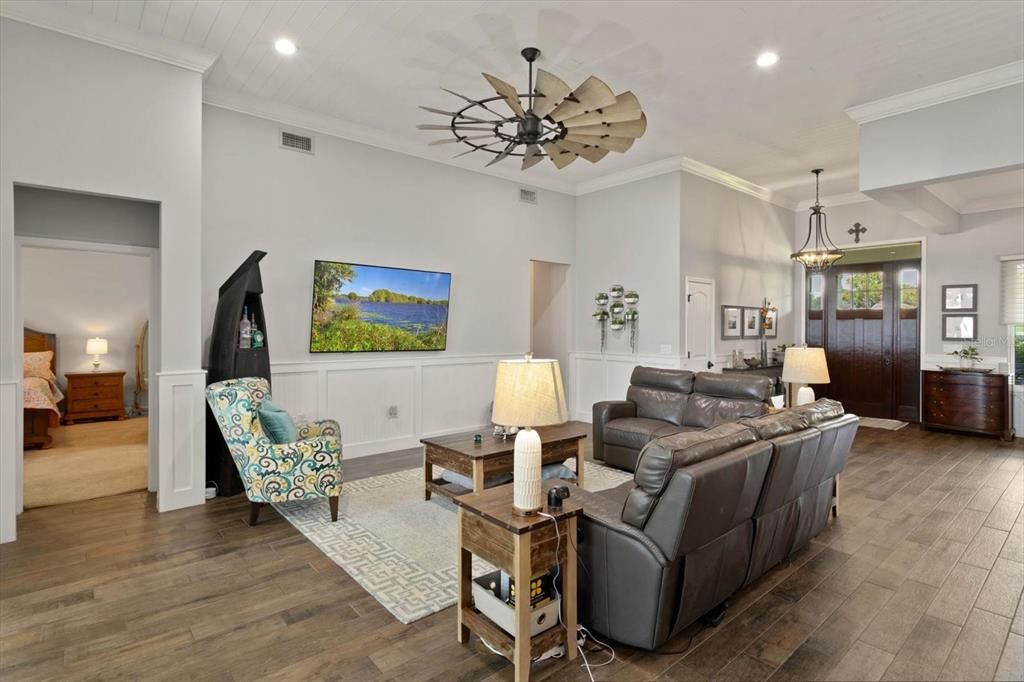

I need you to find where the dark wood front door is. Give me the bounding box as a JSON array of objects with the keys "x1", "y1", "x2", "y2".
[{"x1": 806, "y1": 260, "x2": 920, "y2": 420}]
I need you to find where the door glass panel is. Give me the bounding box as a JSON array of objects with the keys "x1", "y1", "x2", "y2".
[
  {"x1": 837, "y1": 271, "x2": 883, "y2": 310},
  {"x1": 899, "y1": 268, "x2": 920, "y2": 309},
  {"x1": 807, "y1": 274, "x2": 824, "y2": 311}
]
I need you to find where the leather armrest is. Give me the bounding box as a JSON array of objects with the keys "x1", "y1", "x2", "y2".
[
  {"x1": 564, "y1": 483, "x2": 675, "y2": 650},
  {"x1": 562, "y1": 484, "x2": 667, "y2": 566},
  {"x1": 592, "y1": 400, "x2": 636, "y2": 461}
]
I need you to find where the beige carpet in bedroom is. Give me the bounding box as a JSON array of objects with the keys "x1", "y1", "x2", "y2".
[{"x1": 24, "y1": 416, "x2": 148, "y2": 508}]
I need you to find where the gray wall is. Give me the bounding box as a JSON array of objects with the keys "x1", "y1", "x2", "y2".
[
  {"x1": 13, "y1": 185, "x2": 158, "y2": 247},
  {"x1": 575, "y1": 173, "x2": 681, "y2": 355},
  {"x1": 680, "y1": 173, "x2": 797, "y2": 357}
]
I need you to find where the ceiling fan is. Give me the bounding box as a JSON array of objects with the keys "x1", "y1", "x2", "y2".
[{"x1": 418, "y1": 47, "x2": 646, "y2": 171}]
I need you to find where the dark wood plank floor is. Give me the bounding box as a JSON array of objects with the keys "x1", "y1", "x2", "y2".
[{"x1": 2, "y1": 426, "x2": 1022, "y2": 681}]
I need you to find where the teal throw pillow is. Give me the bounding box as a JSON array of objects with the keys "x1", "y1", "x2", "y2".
[{"x1": 258, "y1": 398, "x2": 299, "y2": 444}]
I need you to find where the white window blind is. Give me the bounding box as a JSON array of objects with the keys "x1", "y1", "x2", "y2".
[{"x1": 1001, "y1": 256, "x2": 1024, "y2": 325}]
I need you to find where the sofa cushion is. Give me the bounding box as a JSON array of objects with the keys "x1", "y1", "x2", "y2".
[
  {"x1": 739, "y1": 410, "x2": 811, "y2": 439},
  {"x1": 621, "y1": 422, "x2": 758, "y2": 528},
  {"x1": 605, "y1": 418, "x2": 683, "y2": 451},
  {"x1": 683, "y1": 393, "x2": 769, "y2": 429},
  {"x1": 789, "y1": 398, "x2": 845, "y2": 424},
  {"x1": 626, "y1": 386, "x2": 688, "y2": 426},
  {"x1": 694, "y1": 372, "x2": 772, "y2": 401},
  {"x1": 631, "y1": 366, "x2": 695, "y2": 393}
]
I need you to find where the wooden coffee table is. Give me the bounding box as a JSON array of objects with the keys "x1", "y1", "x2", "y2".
[{"x1": 421, "y1": 421, "x2": 589, "y2": 500}]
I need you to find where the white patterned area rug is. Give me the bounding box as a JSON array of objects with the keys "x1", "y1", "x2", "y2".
[
  {"x1": 858, "y1": 417, "x2": 909, "y2": 431},
  {"x1": 273, "y1": 460, "x2": 632, "y2": 624}
]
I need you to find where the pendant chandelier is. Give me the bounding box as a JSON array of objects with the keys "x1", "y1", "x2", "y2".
[
  {"x1": 417, "y1": 47, "x2": 646, "y2": 170},
  {"x1": 791, "y1": 169, "x2": 844, "y2": 271}
]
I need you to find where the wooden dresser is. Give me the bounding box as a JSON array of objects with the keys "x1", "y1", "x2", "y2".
[
  {"x1": 63, "y1": 371, "x2": 127, "y2": 424},
  {"x1": 921, "y1": 370, "x2": 1014, "y2": 441}
]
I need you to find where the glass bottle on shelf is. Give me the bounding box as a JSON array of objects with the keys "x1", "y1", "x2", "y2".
[
  {"x1": 239, "y1": 305, "x2": 252, "y2": 349},
  {"x1": 251, "y1": 318, "x2": 265, "y2": 349}
]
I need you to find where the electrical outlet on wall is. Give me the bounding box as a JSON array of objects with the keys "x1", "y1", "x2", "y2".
[
  {"x1": 660, "y1": 344, "x2": 673, "y2": 354},
  {"x1": 387, "y1": 405, "x2": 398, "y2": 419}
]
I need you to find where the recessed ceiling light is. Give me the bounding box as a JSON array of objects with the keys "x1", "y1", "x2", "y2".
[
  {"x1": 275, "y1": 38, "x2": 297, "y2": 56},
  {"x1": 756, "y1": 51, "x2": 779, "y2": 68}
]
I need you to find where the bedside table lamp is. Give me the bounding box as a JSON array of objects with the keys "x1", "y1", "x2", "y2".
[
  {"x1": 782, "y1": 346, "x2": 829, "y2": 406},
  {"x1": 86, "y1": 337, "x2": 108, "y2": 372},
  {"x1": 492, "y1": 354, "x2": 568, "y2": 515}
]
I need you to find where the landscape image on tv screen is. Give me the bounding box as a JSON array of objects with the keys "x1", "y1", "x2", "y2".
[{"x1": 309, "y1": 260, "x2": 451, "y2": 352}]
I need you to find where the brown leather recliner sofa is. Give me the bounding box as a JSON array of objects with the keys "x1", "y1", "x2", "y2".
[
  {"x1": 593, "y1": 366, "x2": 774, "y2": 472},
  {"x1": 565, "y1": 398, "x2": 857, "y2": 651}
]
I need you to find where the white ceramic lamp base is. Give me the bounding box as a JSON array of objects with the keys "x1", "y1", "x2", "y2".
[
  {"x1": 512, "y1": 427, "x2": 542, "y2": 515},
  {"x1": 794, "y1": 385, "x2": 816, "y2": 406}
]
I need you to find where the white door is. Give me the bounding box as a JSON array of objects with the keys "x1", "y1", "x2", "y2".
[{"x1": 685, "y1": 278, "x2": 715, "y2": 371}]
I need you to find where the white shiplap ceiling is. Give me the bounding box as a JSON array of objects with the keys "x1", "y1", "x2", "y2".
[{"x1": 11, "y1": 0, "x2": 1024, "y2": 203}]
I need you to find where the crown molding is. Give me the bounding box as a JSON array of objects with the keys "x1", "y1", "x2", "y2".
[
  {"x1": 203, "y1": 86, "x2": 578, "y2": 196},
  {"x1": 795, "y1": 191, "x2": 871, "y2": 212},
  {"x1": 576, "y1": 155, "x2": 796, "y2": 210},
  {"x1": 0, "y1": 1, "x2": 217, "y2": 74},
  {"x1": 574, "y1": 156, "x2": 688, "y2": 196},
  {"x1": 678, "y1": 157, "x2": 795, "y2": 210},
  {"x1": 845, "y1": 60, "x2": 1024, "y2": 125}
]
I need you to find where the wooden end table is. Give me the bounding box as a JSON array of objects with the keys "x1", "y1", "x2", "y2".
[
  {"x1": 453, "y1": 482, "x2": 580, "y2": 682},
  {"x1": 421, "y1": 421, "x2": 589, "y2": 500}
]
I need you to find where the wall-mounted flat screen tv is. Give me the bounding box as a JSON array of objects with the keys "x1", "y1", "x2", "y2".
[{"x1": 309, "y1": 260, "x2": 451, "y2": 352}]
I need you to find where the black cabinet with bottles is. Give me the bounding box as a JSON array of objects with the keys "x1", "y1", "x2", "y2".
[{"x1": 206, "y1": 250, "x2": 271, "y2": 496}]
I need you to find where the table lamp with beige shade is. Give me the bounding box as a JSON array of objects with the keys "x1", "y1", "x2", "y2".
[
  {"x1": 86, "y1": 337, "x2": 108, "y2": 372},
  {"x1": 491, "y1": 354, "x2": 568, "y2": 515},
  {"x1": 782, "y1": 346, "x2": 830, "y2": 406}
]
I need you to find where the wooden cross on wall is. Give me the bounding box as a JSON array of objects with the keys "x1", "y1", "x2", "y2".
[{"x1": 848, "y1": 222, "x2": 867, "y2": 243}]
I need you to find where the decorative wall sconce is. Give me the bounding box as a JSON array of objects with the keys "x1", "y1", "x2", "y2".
[{"x1": 595, "y1": 286, "x2": 639, "y2": 353}]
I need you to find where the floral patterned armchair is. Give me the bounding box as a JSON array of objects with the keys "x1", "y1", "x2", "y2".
[{"x1": 206, "y1": 377, "x2": 342, "y2": 525}]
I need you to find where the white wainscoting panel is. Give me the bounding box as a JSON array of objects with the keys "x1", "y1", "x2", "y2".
[
  {"x1": 421, "y1": 361, "x2": 495, "y2": 436},
  {"x1": 327, "y1": 365, "x2": 417, "y2": 449},
  {"x1": 0, "y1": 380, "x2": 18, "y2": 543},
  {"x1": 156, "y1": 370, "x2": 207, "y2": 512},
  {"x1": 271, "y1": 354, "x2": 518, "y2": 459}
]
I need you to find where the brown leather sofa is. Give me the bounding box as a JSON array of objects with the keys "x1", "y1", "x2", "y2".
[
  {"x1": 566, "y1": 398, "x2": 857, "y2": 651},
  {"x1": 593, "y1": 366, "x2": 774, "y2": 472}
]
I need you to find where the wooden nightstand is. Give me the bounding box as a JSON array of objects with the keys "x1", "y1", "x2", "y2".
[
  {"x1": 63, "y1": 371, "x2": 126, "y2": 424},
  {"x1": 453, "y1": 481, "x2": 580, "y2": 682}
]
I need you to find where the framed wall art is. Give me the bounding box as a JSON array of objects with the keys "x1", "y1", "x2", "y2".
[{"x1": 942, "y1": 284, "x2": 977, "y2": 312}]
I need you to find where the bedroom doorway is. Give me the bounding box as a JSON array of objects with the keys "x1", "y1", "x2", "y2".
[
  {"x1": 530, "y1": 259, "x2": 571, "y2": 395},
  {"x1": 15, "y1": 186, "x2": 159, "y2": 509}
]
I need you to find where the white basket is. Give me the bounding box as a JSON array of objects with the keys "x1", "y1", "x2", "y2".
[{"x1": 472, "y1": 571, "x2": 560, "y2": 638}]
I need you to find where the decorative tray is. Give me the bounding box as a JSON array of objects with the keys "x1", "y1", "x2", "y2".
[{"x1": 936, "y1": 366, "x2": 994, "y2": 374}]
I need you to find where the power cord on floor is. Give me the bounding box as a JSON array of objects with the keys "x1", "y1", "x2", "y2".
[{"x1": 538, "y1": 511, "x2": 615, "y2": 682}]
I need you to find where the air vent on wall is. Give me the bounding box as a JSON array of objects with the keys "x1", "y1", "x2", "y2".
[
  {"x1": 519, "y1": 188, "x2": 537, "y2": 204},
  {"x1": 280, "y1": 129, "x2": 314, "y2": 154}
]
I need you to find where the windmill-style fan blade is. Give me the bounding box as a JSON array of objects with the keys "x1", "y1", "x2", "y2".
[
  {"x1": 452, "y1": 146, "x2": 485, "y2": 158},
  {"x1": 542, "y1": 142, "x2": 577, "y2": 169},
  {"x1": 429, "y1": 134, "x2": 497, "y2": 146},
  {"x1": 482, "y1": 73, "x2": 526, "y2": 118},
  {"x1": 532, "y1": 69, "x2": 571, "y2": 118},
  {"x1": 563, "y1": 113, "x2": 647, "y2": 139},
  {"x1": 441, "y1": 87, "x2": 510, "y2": 118},
  {"x1": 564, "y1": 133, "x2": 635, "y2": 153},
  {"x1": 486, "y1": 142, "x2": 518, "y2": 167},
  {"x1": 549, "y1": 76, "x2": 617, "y2": 122},
  {"x1": 419, "y1": 106, "x2": 499, "y2": 124},
  {"x1": 560, "y1": 92, "x2": 642, "y2": 127},
  {"x1": 522, "y1": 144, "x2": 545, "y2": 170},
  {"x1": 417, "y1": 124, "x2": 495, "y2": 131},
  {"x1": 554, "y1": 139, "x2": 609, "y2": 164}
]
